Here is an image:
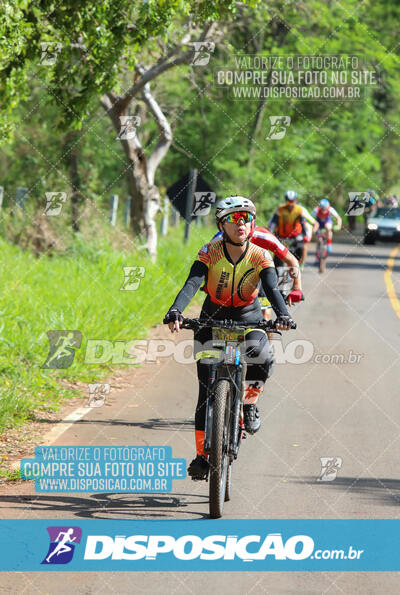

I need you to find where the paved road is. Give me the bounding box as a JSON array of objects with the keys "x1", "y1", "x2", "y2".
[{"x1": 1, "y1": 235, "x2": 400, "y2": 593}]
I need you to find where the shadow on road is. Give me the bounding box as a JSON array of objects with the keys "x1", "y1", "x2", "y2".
[
  {"x1": 0, "y1": 492, "x2": 209, "y2": 519},
  {"x1": 305, "y1": 254, "x2": 400, "y2": 273},
  {"x1": 323, "y1": 261, "x2": 400, "y2": 272},
  {"x1": 30, "y1": 417, "x2": 194, "y2": 432},
  {"x1": 327, "y1": 250, "x2": 396, "y2": 260},
  {"x1": 290, "y1": 475, "x2": 400, "y2": 507}
]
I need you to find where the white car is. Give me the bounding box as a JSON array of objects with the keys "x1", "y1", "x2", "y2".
[{"x1": 364, "y1": 207, "x2": 400, "y2": 244}]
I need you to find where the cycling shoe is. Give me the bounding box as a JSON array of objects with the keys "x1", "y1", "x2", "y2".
[
  {"x1": 188, "y1": 455, "x2": 209, "y2": 480},
  {"x1": 243, "y1": 404, "x2": 261, "y2": 434}
]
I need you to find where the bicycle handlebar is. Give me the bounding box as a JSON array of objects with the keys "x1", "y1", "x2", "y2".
[{"x1": 172, "y1": 317, "x2": 296, "y2": 332}]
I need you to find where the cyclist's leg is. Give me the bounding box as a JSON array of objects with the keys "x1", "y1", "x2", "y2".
[
  {"x1": 293, "y1": 238, "x2": 304, "y2": 262},
  {"x1": 194, "y1": 359, "x2": 211, "y2": 456},
  {"x1": 193, "y1": 326, "x2": 214, "y2": 458},
  {"x1": 244, "y1": 329, "x2": 273, "y2": 383},
  {"x1": 325, "y1": 220, "x2": 333, "y2": 251},
  {"x1": 241, "y1": 329, "x2": 273, "y2": 433},
  {"x1": 300, "y1": 223, "x2": 312, "y2": 266},
  {"x1": 187, "y1": 356, "x2": 214, "y2": 478}
]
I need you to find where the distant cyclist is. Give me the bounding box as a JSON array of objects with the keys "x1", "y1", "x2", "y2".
[
  {"x1": 269, "y1": 193, "x2": 314, "y2": 267},
  {"x1": 296, "y1": 202, "x2": 315, "y2": 268},
  {"x1": 312, "y1": 198, "x2": 342, "y2": 254},
  {"x1": 269, "y1": 190, "x2": 308, "y2": 263},
  {"x1": 164, "y1": 196, "x2": 294, "y2": 480}
]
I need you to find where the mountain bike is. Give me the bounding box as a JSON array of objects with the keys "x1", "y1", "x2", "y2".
[
  {"x1": 315, "y1": 228, "x2": 328, "y2": 273},
  {"x1": 275, "y1": 235, "x2": 303, "y2": 262},
  {"x1": 315, "y1": 225, "x2": 339, "y2": 273},
  {"x1": 179, "y1": 317, "x2": 296, "y2": 518}
]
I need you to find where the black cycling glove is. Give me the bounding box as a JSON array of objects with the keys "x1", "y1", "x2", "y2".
[
  {"x1": 275, "y1": 315, "x2": 296, "y2": 329},
  {"x1": 163, "y1": 309, "x2": 183, "y2": 325}
]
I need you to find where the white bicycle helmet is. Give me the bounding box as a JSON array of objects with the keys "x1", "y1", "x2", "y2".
[
  {"x1": 215, "y1": 196, "x2": 256, "y2": 223},
  {"x1": 284, "y1": 190, "x2": 298, "y2": 202}
]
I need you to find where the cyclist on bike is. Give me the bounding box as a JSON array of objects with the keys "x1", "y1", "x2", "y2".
[
  {"x1": 269, "y1": 191, "x2": 309, "y2": 264},
  {"x1": 209, "y1": 224, "x2": 304, "y2": 308},
  {"x1": 312, "y1": 198, "x2": 342, "y2": 254},
  {"x1": 164, "y1": 196, "x2": 295, "y2": 480},
  {"x1": 298, "y1": 204, "x2": 315, "y2": 268}
]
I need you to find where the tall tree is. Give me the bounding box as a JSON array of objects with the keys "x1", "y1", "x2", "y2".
[
  {"x1": 0, "y1": 0, "x2": 251, "y2": 251},
  {"x1": 100, "y1": 22, "x2": 220, "y2": 256}
]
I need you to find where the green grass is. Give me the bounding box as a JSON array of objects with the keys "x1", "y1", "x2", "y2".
[{"x1": 0, "y1": 221, "x2": 211, "y2": 431}]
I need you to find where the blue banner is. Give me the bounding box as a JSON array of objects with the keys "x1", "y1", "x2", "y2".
[
  {"x1": 0, "y1": 519, "x2": 399, "y2": 571},
  {"x1": 20, "y1": 446, "x2": 186, "y2": 493}
]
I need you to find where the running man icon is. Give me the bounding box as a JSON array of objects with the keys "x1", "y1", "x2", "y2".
[
  {"x1": 42, "y1": 526, "x2": 82, "y2": 564},
  {"x1": 41, "y1": 330, "x2": 82, "y2": 369},
  {"x1": 46, "y1": 529, "x2": 76, "y2": 563}
]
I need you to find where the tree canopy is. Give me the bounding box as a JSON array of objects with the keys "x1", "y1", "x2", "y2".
[{"x1": 1, "y1": 0, "x2": 399, "y2": 247}]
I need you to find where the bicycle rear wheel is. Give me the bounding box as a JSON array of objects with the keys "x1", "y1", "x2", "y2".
[
  {"x1": 209, "y1": 379, "x2": 231, "y2": 518},
  {"x1": 318, "y1": 238, "x2": 327, "y2": 273}
]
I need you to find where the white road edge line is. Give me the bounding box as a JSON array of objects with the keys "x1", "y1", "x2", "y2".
[{"x1": 11, "y1": 406, "x2": 93, "y2": 472}]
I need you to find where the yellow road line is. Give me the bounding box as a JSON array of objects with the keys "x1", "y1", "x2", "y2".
[{"x1": 384, "y1": 244, "x2": 400, "y2": 320}]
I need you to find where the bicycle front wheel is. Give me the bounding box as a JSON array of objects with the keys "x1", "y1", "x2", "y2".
[
  {"x1": 209, "y1": 379, "x2": 231, "y2": 518},
  {"x1": 225, "y1": 462, "x2": 232, "y2": 502},
  {"x1": 318, "y1": 238, "x2": 327, "y2": 273}
]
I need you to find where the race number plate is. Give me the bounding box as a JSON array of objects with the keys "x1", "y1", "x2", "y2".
[{"x1": 212, "y1": 327, "x2": 246, "y2": 343}]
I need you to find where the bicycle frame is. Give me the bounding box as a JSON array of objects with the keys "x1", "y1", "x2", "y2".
[{"x1": 316, "y1": 229, "x2": 328, "y2": 253}]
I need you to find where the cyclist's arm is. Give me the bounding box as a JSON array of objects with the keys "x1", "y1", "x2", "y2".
[
  {"x1": 330, "y1": 207, "x2": 342, "y2": 229},
  {"x1": 269, "y1": 212, "x2": 279, "y2": 234},
  {"x1": 302, "y1": 207, "x2": 316, "y2": 225},
  {"x1": 259, "y1": 267, "x2": 290, "y2": 317},
  {"x1": 168, "y1": 260, "x2": 207, "y2": 313},
  {"x1": 299, "y1": 215, "x2": 307, "y2": 237},
  {"x1": 282, "y1": 251, "x2": 302, "y2": 291},
  {"x1": 251, "y1": 228, "x2": 288, "y2": 260},
  {"x1": 311, "y1": 208, "x2": 319, "y2": 232}
]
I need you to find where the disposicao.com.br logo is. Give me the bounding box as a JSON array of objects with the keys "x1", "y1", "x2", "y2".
[{"x1": 83, "y1": 533, "x2": 363, "y2": 562}]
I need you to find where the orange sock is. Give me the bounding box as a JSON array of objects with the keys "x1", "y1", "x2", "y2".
[
  {"x1": 244, "y1": 381, "x2": 263, "y2": 405},
  {"x1": 195, "y1": 430, "x2": 207, "y2": 457}
]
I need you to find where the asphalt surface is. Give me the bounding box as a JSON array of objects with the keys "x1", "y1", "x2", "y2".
[{"x1": 1, "y1": 232, "x2": 400, "y2": 593}]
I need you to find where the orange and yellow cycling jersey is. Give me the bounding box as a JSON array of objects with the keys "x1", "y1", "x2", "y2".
[
  {"x1": 197, "y1": 239, "x2": 274, "y2": 307},
  {"x1": 275, "y1": 203, "x2": 304, "y2": 238}
]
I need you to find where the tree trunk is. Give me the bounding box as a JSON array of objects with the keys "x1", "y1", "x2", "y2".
[
  {"x1": 101, "y1": 93, "x2": 161, "y2": 258},
  {"x1": 64, "y1": 130, "x2": 82, "y2": 232},
  {"x1": 99, "y1": 25, "x2": 215, "y2": 257},
  {"x1": 247, "y1": 17, "x2": 288, "y2": 160}
]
